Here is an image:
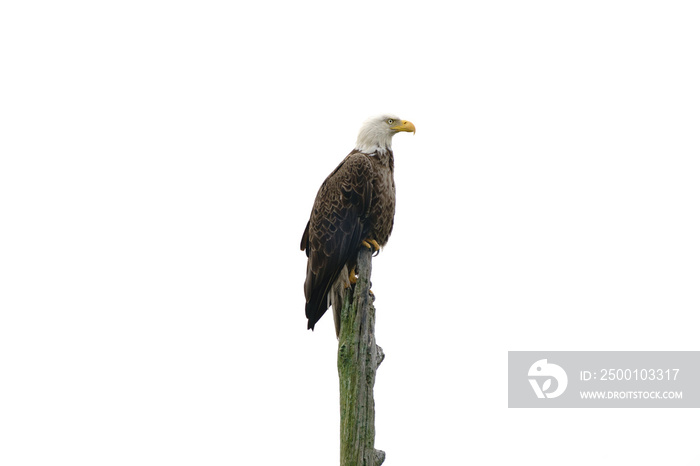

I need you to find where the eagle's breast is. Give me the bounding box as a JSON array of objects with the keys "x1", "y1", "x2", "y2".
[{"x1": 367, "y1": 150, "x2": 396, "y2": 246}]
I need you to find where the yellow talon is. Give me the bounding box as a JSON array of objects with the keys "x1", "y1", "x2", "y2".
[
  {"x1": 348, "y1": 268, "x2": 357, "y2": 285},
  {"x1": 361, "y1": 239, "x2": 381, "y2": 252}
]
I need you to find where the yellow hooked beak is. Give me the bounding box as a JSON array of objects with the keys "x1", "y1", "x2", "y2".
[{"x1": 390, "y1": 120, "x2": 416, "y2": 134}]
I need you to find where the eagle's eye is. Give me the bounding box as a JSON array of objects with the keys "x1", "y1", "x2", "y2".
[{"x1": 387, "y1": 119, "x2": 394, "y2": 125}]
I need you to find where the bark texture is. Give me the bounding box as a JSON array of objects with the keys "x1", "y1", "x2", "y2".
[{"x1": 337, "y1": 247, "x2": 385, "y2": 466}]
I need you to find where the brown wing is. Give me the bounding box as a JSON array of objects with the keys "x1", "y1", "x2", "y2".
[{"x1": 301, "y1": 151, "x2": 373, "y2": 331}]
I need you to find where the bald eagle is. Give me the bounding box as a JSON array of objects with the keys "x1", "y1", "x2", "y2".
[{"x1": 301, "y1": 115, "x2": 415, "y2": 336}]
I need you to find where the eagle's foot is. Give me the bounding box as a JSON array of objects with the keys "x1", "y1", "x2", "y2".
[
  {"x1": 348, "y1": 268, "x2": 357, "y2": 285},
  {"x1": 361, "y1": 239, "x2": 381, "y2": 256}
]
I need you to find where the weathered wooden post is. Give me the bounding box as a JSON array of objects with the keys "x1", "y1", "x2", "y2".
[{"x1": 337, "y1": 246, "x2": 385, "y2": 466}]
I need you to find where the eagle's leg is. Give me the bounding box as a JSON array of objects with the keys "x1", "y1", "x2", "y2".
[{"x1": 361, "y1": 239, "x2": 381, "y2": 256}]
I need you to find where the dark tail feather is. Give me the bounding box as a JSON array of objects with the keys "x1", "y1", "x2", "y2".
[
  {"x1": 307, "y1": 267, "x2": 349, "y2": 336},
  {"x1": 306, "y1": 290, "x2": 330, "y2": 331}
]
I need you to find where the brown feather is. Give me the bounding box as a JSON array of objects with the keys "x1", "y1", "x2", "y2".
[{"x1": 302, "y1": 149, "x2": 396, "y2": 335}]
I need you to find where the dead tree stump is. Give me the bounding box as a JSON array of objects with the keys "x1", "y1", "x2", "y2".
[{"x1": 337, "y1": 247, "x2": 385, "y2": 466}]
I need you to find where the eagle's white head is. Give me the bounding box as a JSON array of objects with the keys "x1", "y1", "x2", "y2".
[{"x1": 354, "y1": 114, "x2": 416, "y2": 154}]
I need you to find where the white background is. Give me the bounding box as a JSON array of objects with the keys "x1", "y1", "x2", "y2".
[{"x1": 1, "y1": 1, "x2": 699, "y2": 465}]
